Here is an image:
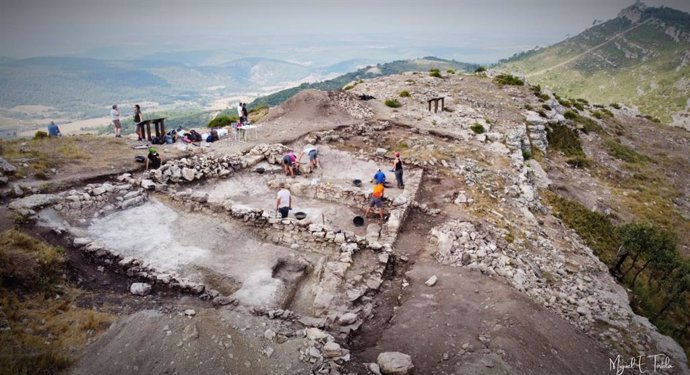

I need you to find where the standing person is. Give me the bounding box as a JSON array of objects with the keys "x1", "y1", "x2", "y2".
[
  {"x1": 237, "y1": 102, "x2": 244, "y2": 124},
  {"x1": 298, "y1": 144, "x2": 320, "y2": 172},
  {"x1": 241, "y1": 103, "x2": 248, "y2": 124},
  {"x1": 364, "y1": 182, "x2": 385, "y2": 220},
  {"x1": 392, "y1": 152, "x2": 404, "y2": 189},
  {"x1": 145, "y1": 147, "x2": 162, "y2": 170},
  {"x1": 133, "y1": 104, "x2": 144, "y2": 141},
  {"x1": 111, "y1": 104, "x2": 122, "y2": 138},
  {"x1": 275, "y1": 183, "x2": 292, "y2": 219},
  {"x1": 47, "y1": 121, "x2": 61, "y2": 137},
  {"x1": 282, "y1": 151, "x2": 297, "y2": 177}
]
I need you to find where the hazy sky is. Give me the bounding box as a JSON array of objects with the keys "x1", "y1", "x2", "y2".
[{"x1": 1, "y1": 0, "x2": 689, "y2": 63}]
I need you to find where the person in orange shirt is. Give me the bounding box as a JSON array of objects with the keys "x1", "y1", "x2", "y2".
[{"x1": 364, "y1": 182, "x2": 385, "y2": 220}]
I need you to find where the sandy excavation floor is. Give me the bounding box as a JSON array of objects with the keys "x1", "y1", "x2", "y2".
[{"x1": 82, "y1": 198, "x2": 325, "y2": 312}]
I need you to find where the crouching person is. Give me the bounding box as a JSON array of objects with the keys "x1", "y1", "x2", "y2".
[{"x1": 146, "y1": 147, "x2": 162, "y2": 170}]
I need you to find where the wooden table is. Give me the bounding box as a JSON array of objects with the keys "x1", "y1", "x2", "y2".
[{"x1": 138, "y1": 118, "x2": 166, "y2": 141}]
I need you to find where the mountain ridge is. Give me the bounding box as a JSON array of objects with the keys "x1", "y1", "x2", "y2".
[{"x1": 498, "y1": 2, "x2": 690, "y2": 127}]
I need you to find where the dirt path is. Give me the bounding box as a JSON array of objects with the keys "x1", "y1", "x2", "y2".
[{"x1": 526, "y1": 19, "x2": 651, "y2": 78}]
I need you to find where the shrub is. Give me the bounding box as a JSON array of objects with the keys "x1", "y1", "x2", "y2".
[
  {"x1": 600, "y1": 108, "x2": 614, "y2": 117},
  {"x1": 643, "y1": 114, "x2": 661, "y2": 123},
  {"x1": 542, "y1": 104, "x2": 551, "y2": 111},
  {"x1": 530, "y1": 84, "x2": 542, "y2": 94},
  {"x1": 524, "y1": 104, "x2": 533, "y2": 111},
  {"x1": 566, "y1": 156, "x2": 591, "y2": 169},
  {"x1": 605, "y1": 140, "x2": 653, "y2": 163},
  {"x1": 537, "y1": 93, "x2": 550, "y2": 101},
  {"x1": 33, "y1": 131, "x2": 48, "y2": 140},
  {"x1": 470, "y1": 123, "x2": 485, "y2": 134},
  {"x1": 592, "y1": 111, "x2": 603, "y2": 119},
  {"x1": 537, "y1": 110, "x2": 547, "y2": 118},
  {"x1": 522, "y1": 150, "x2": 532, "y2": 160},
  {"x1": 546, "y1": 123, "x2": 583, "y2": 157},
  {"x1": 573, "y1": 102, "x2": 585, "y2": 111},
  {"x1": 385, "y1": 99, "x2": 402, "y2": 108},
  {"x1": 558, "y1": 98, "x2": 573, "y2": 108},
  {"x1": 207, "y1": 115, "x2": 237, "y2": 128},
  {"x1": 576, "y1": 98, "x2": 589, "y2": 105},
  {"x1": 563, "y1": 110, "x2": 578, "y2": 120},
  {"x1": 429, "y1": 70, "x2": 442, "y2": 78},
  {"x1": 494, "y1": 74, "x2": 524, "y2": 86},
  {"x1": 446, "y1": 69, "x2": 456, "y2": 74},
  {"x1": 474, "y1": 66, "x2": 487, "y2": 73},
  {"x1": 343, "y1": 84, "x2": 355, "y2": 90},
  {"x1": 610, "y1": 103, "x2": 621, "y2": 109},
  {"x1": 577, "y1": 116, "x2": 603, "y2": 134},
  {"x1": 399, "y1": 90, "x2": 410, "y2": 98}
]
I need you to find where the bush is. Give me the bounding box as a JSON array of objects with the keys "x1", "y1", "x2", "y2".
[
  {"x1": 343, "y1": 84, "x2": 355, "y2": 90},
  {"x1": 592, "y1": 111, "x2": 603, "y2": 119},
  {"x1": 429, "y1": 70, "x2": 442, "y2": 78},
  {"x1": 537, "y1": 110, "x2": 547, "y2": 118},
  {"x1": 577, "y1": 116, "x2": 603, "y2": 134},
  {"x1": 524, "y1": 104, "x2": 533, "y2": 111},
  {"x1": 207, "y1": 115, "x2": 237, "y2": 128},
  {"x1": 470, "y1": 123, "x2": 485, "y2": 134},
  {"x1": 33, "y1": 131, "x2": 48, "y2": 140},
  {"x1": 605, "y1": 140, "x2": 653, "y2": 163},
  {"x1": 563, "y1": 110, "x2": 578, "y2": 120},
  {"x1": 566, "y1": 155, "x2": 591, "y2": 168},
  {"x1": 573, "y1": 102, "x2": 585, "y2": 111},
  {"x1": 399, "y1": 90, "x2": 410, "y2": 98},
  {"x1": 384, "y1": 99, "x2": 402, "y2": 108},
  {"x1": 474, "y1": 66, "x2": 487, "y2": 73},
  {"x1": 643, "y1": 114, "x2": 661, "y2": 123},
  {"x1": 558, "y1": 98, "x2": 573, "y2": 108},
  {"x1": 546, "y1": 123, "x2": 583, "y2": 157},
  {"x1": 610, "y1": 103, "x2": 621, "y2": 109},
  {"x1": 600, "y1": 108, "x2": 614, "y2": 117},
  {"x1": 576, "y1": 98, "x2": 589, "y2": 105},
  {"x1": 446, "y1": 69, "x2": 456, "y2": 74},
  {"x1": 542, "y1": 104, "x2": 551, "y2": 111},
  {"x1": 522, "y1": 150, "x2": 532, "y2": 160},
  {"x1": 494, "y1": 74, "x2": 524, "y2": 86}
]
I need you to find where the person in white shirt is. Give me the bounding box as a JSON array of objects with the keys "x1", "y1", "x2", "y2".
[
  {"x1": 237, "y1": 102, "x2": 244, "y2": 124},
  {"x1": 275, "y1": 183, "x2": 292, "y2": 218},
  {"x1": 298, "y1": 145, "x2": 320, "y2": 172},
  {"x1": 111, "y1": 104, "x2": 122, "y2": 138}
]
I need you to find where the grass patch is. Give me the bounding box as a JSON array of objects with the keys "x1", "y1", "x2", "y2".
[
  {"x1": 605, "y1": 140, "x2": 653, "y2": 163},
  {"x1": 470, "y1": 123, "x2": 485, "y2": 134},
  {"x1": 385, "y1": 99, "x2": 402, "y2": 108},
  {"x1": 592, "y1": 111, "x2": 604, "y2": 119},
  {"x1": 576, "y1": 115, "x2": 604, "y2": 134},
  {"x1": 542, "y1": 104, "x2": 551, "y2": 111},
  {"x1": 522, "y1": 150, "x2": 532, "y2": 160},
  {"x1": 446, "y1": 69, "x2": 456, "y2": 74},
  {"x1": 0, "y1": 137, "x2": 90, "y2": 180},
  {"x1": 566, "y1": 155, "x2": 591, "y2": 169},
  {"x1": 399, "y1": 90, "x2": 410, "y2": 98},
  {"x1": 429, "y1": 69, "x2": 442, "y2": 78},
  {"x1": 610, "y1": 103, "x2": 621, "y2": 109},
  {"x1": 563, "y1": 110, "x2": 578, "y2": 120},
  {"x1": 537, "y1": 93, "x2": 550, "y2": 101},
  {"x1": 573, "y1": 102, "x2": 585, "y2": 111},
  {"x1": 474, "y1": 66, "x2": 486, "y2": 73},
  {"x1": 0, "y1": 230, "x2": 115, "y2": 375},
  {"x1": 494, "y1": 74, "x2": 524, "y2": 86},
  {"x1": 546, "y1": 123, "x2": 584, "y2": 157}
]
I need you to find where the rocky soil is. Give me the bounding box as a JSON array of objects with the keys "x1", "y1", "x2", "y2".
[{"x1": 2, "y1": 71, "x2": 689, "y2": 374}]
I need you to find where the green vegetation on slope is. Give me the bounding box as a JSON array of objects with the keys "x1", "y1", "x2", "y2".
[
  {"x1": 499, "y1": 5, "x2": 690, "y2": 123},
  {"x1": 248, "y1": 57, "x2": 479, "y2": 109}
]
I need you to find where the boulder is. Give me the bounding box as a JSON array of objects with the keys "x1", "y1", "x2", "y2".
[
  {"x1": 376, "y1": 148, "x2": 388, "y2": 156},
  {"x1": 182, "y1": 167, "x2": 196, "y2": 182},
  {"x1": 130, "y1": 282, "x2": 152, "y2": 296},
  {"x1": 424, "y1": 275, "x2": 438, "y2": 287},
  {"x1": 0, "y1": 157, "x2": 17, "y2": 174},
  {"x1": 9, "y1": 194, "x2": 58, "y2": 211},
  {"x1": 322, "y1": 342, "x2": 342, "y2": 358},
  {"x1": 377, "y1": 352, "x2": 414, "y2": 374}
]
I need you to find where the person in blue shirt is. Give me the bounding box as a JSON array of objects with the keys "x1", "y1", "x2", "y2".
[
  {"x1": 47, "y1": 121, "x2": 61, "y2": 137},
  {"x1": 372, "y1": 169, "x2": 386, "y2": 184}
]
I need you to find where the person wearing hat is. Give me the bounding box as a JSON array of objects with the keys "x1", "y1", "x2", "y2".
[
  {"x1": 392, "y1": 152, "x2": 404, "y2": 189},
  {"x1": 145, "y1": 147, "x2": 162, "y2": 170}
]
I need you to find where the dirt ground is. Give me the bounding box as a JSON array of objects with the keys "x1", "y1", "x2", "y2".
[{"x1": 3, "y1": 80, "x2": 688, "y2": 374}]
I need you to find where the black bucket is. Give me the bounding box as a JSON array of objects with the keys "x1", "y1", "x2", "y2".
[
  {"x1": 353, "y1": 216, "x2": 365, "y2": 227},
  {"x1": 352, "y1": 179, "x2": 362, "y2": 187},
  {"x1": 294, "y1": 212, "x2": 307, "y2": 220}
]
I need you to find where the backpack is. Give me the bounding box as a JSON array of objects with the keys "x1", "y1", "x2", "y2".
[
  {"x1": 189, "y1": 130, "x2": 202, "y2": 142},
  {"x1": 151, "y1": 136, "x2": 164, "y2": 145}
]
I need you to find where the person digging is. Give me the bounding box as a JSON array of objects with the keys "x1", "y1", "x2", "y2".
[
  {"x1": 364, "y1": 182, "x2": 385, "y2": 220},
  {"x1": 282, "y1": 151, "x2": 297, "y2": 177}
]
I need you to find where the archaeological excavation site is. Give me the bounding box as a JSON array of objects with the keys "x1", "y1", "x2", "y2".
[{"x1": 3, "y1": 72, "x2": 689, "y2": 375}]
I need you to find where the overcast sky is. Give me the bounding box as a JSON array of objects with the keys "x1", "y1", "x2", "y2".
[{"x1": 1, "y1": 0, "x2": 688, "y2": 63}]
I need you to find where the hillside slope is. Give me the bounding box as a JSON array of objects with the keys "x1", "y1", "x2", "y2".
[{"x1": 499, "y1": 3, "x2": 690, "y2": 127}]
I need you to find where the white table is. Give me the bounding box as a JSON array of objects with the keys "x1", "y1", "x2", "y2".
[{"x1": 237, "y1": 125, "x2": 258, "y2": 140}]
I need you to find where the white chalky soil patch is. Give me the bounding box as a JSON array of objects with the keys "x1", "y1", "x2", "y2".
[{"x1": 87, "y1": 198, "x2": 321, "y2": 309}]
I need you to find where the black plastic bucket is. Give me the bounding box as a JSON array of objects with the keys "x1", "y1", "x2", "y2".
[{"x1": 353, "y1": 216, "x2": 365, "y2": 227}]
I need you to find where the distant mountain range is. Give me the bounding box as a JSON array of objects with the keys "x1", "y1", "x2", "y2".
[
  {"x1": 245, "y1": 57, "x2": 479, "y2": 109},
  {"x1": 498, "y1": 2, "x2": 690, "y2": 126},
  {"x1": 0, "y1": 56, "x2": 359, "y2": 118}
]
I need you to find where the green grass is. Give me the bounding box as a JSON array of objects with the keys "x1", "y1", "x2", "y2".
[
  {"x1": 605, "y1": 140, "x2": 653, "y2": 163},
  {"x1": 474, "y1": 66, "x2": 487, "y2": 73},
  {"x1": 542, "y1": 104, "x2": 551, "y2": 111},
  {"x1": 385, "y1": 99, "x2": 402, "y2": 108},
  {"x1": 399, "y1": 90, "x2": 410, "y2": 97},
  {"x1": 563, "y1": 110, "x2": 578, "y2": 120},
  {"x1": 429, "y1": 69, "x2": 442, "y2": 78},
  {"x1": 470, "y1": 123, "x2": 485, "y2": 134},
  {"x1": 494, "y1": 74, "x2": 524, "y2": 86},
  {"x1": 446, "y1": 69, "x2": 456, "y2": 74},
  {"x1": 207, "y1": 115, "x2": 238, "y2": 128}
]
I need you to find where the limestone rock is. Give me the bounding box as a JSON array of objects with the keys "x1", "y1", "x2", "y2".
[
  {"x1": 424, "y1": 275, "x2": 438, "y2": 287},
  {"x1": 377, "y1": 352, "x2": 414, "y2": 375},
  {"x1": 182, "y1": 167, "x2": 196, "y2": 182},
  {"x1": 9, "y1": 194, "x2": 58, "y2": 211},
  {"x1": 322, "y1": 342, "x2": 342, "y2": 358},
  {"x1": 130, "y1": 282, "x2": 152, "y2": 296}
]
